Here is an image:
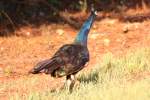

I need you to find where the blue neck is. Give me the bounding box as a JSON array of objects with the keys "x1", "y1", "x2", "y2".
[{"x1": 74, "y1": 12, "x2": 96, "y2": 45}]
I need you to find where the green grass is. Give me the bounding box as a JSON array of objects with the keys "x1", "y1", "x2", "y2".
[{"x1": 10, "y1": 48, "x2": 150, "y2": 100}]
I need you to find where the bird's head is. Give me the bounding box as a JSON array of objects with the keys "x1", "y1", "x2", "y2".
[
  {"x1": 90, "y1": 4, "x2": 98, "y2": 17},
  {"x1": 91, "y1": 7, "x2": 98, "y2": 16}
]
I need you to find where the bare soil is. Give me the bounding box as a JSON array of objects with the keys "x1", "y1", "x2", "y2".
[{"x1": 0, "y1": 17, "x2": 150, "y2": 99}]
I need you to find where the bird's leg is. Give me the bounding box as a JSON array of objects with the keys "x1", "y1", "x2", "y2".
[
  {"x1": 51, "y1": 75, "x2": 76, "y2": 93},
  {"x1": 70, "y1": 75, "x2": 76, "y2": 92},
  {"x1": 65, "y1": 75, "x2": 75, "y2": 93}
]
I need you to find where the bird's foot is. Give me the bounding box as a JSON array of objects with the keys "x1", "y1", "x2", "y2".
[{"x1": 65, "y1": 75, "x2": 76, "y2": 93}]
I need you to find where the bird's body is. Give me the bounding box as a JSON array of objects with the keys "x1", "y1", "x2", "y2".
[
  {"x1": 29, "y1": 9, "x2": 97, "y2": 92},
  {"x1": 32, "y1": 43, "x2": 89, "y2": 77}
]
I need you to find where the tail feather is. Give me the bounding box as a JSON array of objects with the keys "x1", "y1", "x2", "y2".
[{"x1": 29, "y1": 59, "x2": 57, "y2": 74}]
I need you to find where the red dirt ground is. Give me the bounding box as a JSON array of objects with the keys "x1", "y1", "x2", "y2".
[{"x1": 0, "y1": 17, "x2": 150, "y2": 99}]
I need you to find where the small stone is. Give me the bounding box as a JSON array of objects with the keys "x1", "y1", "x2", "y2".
[
  {"x1": 123, "y1": 26, "x2": 129, "y2": 33},
  {"x1": 26, "y1": 32, "x2": 31, "y2": 36},
  {"x1": 103, "y1": 39, "x2": 110, "y2": 46},
  {"x1": 106, "y1": 19, "x2": 117, "y2": 25},
  {"x1": 56, "y1": 29, "x2": 64, "y2": 36},
  {"x1": 90, "y1": 33, "x2": 99, "y2": 39}
]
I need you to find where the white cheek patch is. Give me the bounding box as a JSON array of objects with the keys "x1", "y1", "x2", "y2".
[{"x1": 94, "y1": 11, "x2": 98, "y2": 16}]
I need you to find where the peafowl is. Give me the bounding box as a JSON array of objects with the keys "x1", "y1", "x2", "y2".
[{"x1": 29, "y1": 8, "x2": 97, "y2": 92}]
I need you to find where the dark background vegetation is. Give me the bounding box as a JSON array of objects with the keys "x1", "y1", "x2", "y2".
[{"x1": 0, "y1": 0, "x2": 150, "y2": 36}]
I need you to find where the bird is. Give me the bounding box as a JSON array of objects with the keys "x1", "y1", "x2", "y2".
[{"x1": 29, "y1": 8, "x2": 97, "y2": 92}]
